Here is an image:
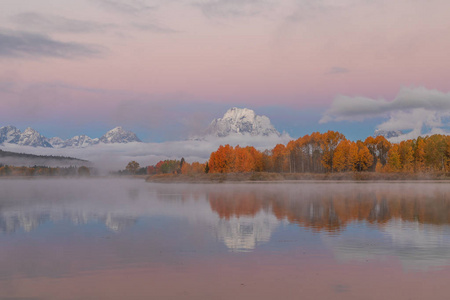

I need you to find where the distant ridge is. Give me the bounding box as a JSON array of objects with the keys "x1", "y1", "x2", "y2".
[
  {"x1": 0, "y1": 149, "x2": 89, "y2": 167},
  {"x1": 0, "y1": 149, "x2": 87, "y2": 161}
]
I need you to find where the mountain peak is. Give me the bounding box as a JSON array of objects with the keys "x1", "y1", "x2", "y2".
[
  {"x1": 23, "y1": 127, "x2": 38, "y2": 133},
  {"x1": 99, "y1": 127, "x2": 141, "y2": 144},
  {"x1": 11, "y1": 126, "x2": 52, "y2": 147},
  {"x1": 206, "y1": 107, "x2": 280, "y2": 137},
  {"x1": 374, "y1": 129, "x2": 403, "y2": 139}
]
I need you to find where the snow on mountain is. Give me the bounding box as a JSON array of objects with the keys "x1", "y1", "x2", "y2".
[
  {"x1": 0, "y1": 126, "x2": 21, "y2": 144},
  {"x1": 0, "y1": 126, "x2": 141, "y2": 148},
  {"x1": 99, "y1": 126, "x2": 141, "y2": 144},
  {"x1": 206, "y1": 107, "x2": 280, "y2": 137},
  {"x1": 61, "y1": 135, "x2": 100, "y2": 148},
  {"x1": 2, "y1": 127, "x2": 53, "y2": 148},
  {"x1": 373, "y1": 129, "x2": 403, "y2": 139},
  {"x1": 47, "y1": 137, "x2": 65, "y2": 148},
  {"x1": 17, "y1": 128, "x2": 53, "y2": 147}
]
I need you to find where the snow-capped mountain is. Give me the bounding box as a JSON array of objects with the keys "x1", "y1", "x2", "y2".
[
  {"x1": 206, "y1": 107, "x2": 280, "y2": 137},
  {"x1": 0, "y1": 126, "x2": 141, "y2": 148},
  {"x1": 62, "y1": 135, "x2": 100, "y2": 148},
  {"x1": 0, "y1": 126, "x2": 52, "y2": 147},
  {"x1": 15, "y1": 127, "x2": 53, "y2": 147},
  {"x1": 0, "y1": 126, "x2": 21, "y2": 144},
  {"x1": 99, "y1": 127, "x2": 141, "y2": 144},
  {"x1": 374, "y1": 129, "x2": 403, "y2": 139},
  {"x1": 47, "y1": 137, "x2": 65, "y2": 148}
]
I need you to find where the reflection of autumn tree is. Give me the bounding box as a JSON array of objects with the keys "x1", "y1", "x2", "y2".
[
  {"x1": 206, "y1": 186, "x2": 450, "y2": 232},
  {"x1": 209, "y1": 192, "x2": 265, "y2": 219}
]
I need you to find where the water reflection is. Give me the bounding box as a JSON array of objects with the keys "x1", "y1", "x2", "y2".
[
  {"x1": 215, "y1": 212, "x2": 280, "y2": 252},
  {"x1": 207, "y1": 183, "x2": 450, "y2": 231},
  {"x1": 3, "y1": 180, "x2": 450, "y2": 299},
  {"x1": 1, "y1": 180, "x2": 450, "y2": 269},
  {"x1": 325, "y1": 220, "x2": 450, "y2": 271}
]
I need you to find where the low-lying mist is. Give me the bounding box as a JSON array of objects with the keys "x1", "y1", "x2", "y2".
[{"x1": 1, "y1": 133, "x2": 291, "y2": 171}]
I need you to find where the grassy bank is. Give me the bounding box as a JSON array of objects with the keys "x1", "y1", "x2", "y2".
[{"x1": 146, "y1": 172, "x2": 450, "y2": 183}]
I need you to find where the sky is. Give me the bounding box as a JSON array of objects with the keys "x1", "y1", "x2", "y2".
[{"x1": 1, "y1": 0, "x2": 450, "y2": 142}]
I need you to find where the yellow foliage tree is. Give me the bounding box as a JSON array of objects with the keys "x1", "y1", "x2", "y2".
[{"x1": 386, "y1": 144, "x2": 402, "y2": 172}]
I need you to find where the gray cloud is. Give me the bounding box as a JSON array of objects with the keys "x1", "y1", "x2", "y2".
[
  {"x1": 286, "y1": 0, "x2": 377, "y2": 23},
  {"x1": 131, "y1": 23, "x2": 179, "y2": 34},
  {"x1": 11, "y1": 12, "x2": 116, "y2": 34},
  {"x1": 328, "y1": 66, "x2": 349, "y2": 74},
  {"x1": 0, "y1": 30, "x2": 104, "y2": 59},
  {"x1": 321, "y1": 87, "x2": 450, "y2": 123},
  {"x1": 193, "y1": 0, "x2": 268, "y2": 18},
  {"x1": 92, "y1": 0, "x2": 156, "y2": 15},
  {"x1": 321, "y1": 87, "x2": 450, "y2": 141}
]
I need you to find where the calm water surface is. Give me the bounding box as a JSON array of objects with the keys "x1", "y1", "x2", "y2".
[{"x1": 1, "y1": 178, "x2": 450, "y2": 299}]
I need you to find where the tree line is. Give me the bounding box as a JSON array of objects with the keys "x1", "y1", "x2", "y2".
[
  {"x1": 208, "y1": 131, "x2": 450, "y2": 174},
  {"x1": 0, "y1": 165, "x2": 91, "y2": 176}
]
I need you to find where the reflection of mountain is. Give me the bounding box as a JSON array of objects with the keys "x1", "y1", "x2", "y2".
[
  {"x1": 0, "y1": 211, "x2": 138, "y2": 234},
  {"x1": 104, "y1": 214, "x2": 137, "y2": 232},
  {"x1": 215, "y1": 212, "x2": 280, "y2": 252},
  {"x1": 0, "y1": 213, "x2": 51, "y2": 233}
]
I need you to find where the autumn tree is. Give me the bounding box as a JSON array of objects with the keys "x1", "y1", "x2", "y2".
[
  {"x1": 321, "y1": 131, "x2": 346, "y2": 172},
  {"x1": 181, "y1": 162, "x2": 207, "y2": 175},
  {"x1": 333, "y1": 140, "x2": 351, "y2": 172},
  {"x1": 386, "y1": 145, "x2": 401, "y2": 172},
  {"x1": 424, "y1": 135, "x2": 447, "y2": 171},
  {"x1": 375, "y1": 136, "x2": 391, "y2": 166},
  {"x1": 78, "y1": 166, "x2": 90, "y2": 176},
  {"x1": 272, "y1": 144, "x2": 289, "y2": 173},
  {"x1": 398, "y1": 140, "x2": 414, "y2": 172},
  {"x1": 354, "y1": 141, "x2": 373, "y2": 171},
  {"x1": 209, "y1": 144, "x2": 235, "y2": 173},
  {"x1": 126, "y1": 161, "x2": 140, "y2": 174},
  {"x1": 414, "y1": 137, "x2": 426, "y2": 172}
]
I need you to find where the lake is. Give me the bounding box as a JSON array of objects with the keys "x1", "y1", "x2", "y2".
[{"x1": 1, "y1": 178, "x2": 450, "y2": 299}]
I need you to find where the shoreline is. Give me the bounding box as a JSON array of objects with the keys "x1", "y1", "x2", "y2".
[{"x1": 145, "y1": 172, "x2": 450, "y2": 183}]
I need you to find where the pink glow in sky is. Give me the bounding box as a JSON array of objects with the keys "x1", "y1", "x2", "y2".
[{"x1": 1, "y1": 0, "x2": 450, "y2": 140}]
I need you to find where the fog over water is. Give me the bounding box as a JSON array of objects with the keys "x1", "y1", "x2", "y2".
[{"x1": 2, "y1": 179, "x2": 450, "y2": 299}]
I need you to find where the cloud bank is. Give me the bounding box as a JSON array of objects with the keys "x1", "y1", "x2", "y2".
[
  {"x1": 321, "y1": 87, "x2": 450, "y2": 140},
  {"x1": 0, "y1": 30, "x2": 103, "y2": 59},
  {"x1": 92, "y1": 0, "x2": 155, "y2": 15},
  {"x1": 193, "y1": 0, "x2": 269, "y2": 18},
  {"x1": 11, "y1": 13, "x2": 114, "y2": 34}
]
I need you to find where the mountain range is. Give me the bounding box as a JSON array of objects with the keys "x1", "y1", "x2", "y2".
[
  {"x1": 0, "y1": 126, "x2": 141, "y2": 148},
  {"x1": 1, "y1": 108, "x2": 282, "y2": 148}
]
